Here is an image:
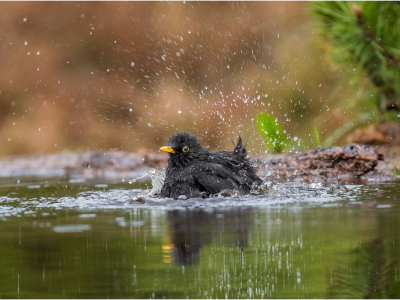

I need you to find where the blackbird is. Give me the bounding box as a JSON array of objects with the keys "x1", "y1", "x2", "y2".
[{"x1": 159, "y1": 132, "x2": 263, "y2": 199}]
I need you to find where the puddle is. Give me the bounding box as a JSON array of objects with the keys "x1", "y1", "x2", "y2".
[{"x1": 0, "y1": 175, "x2": 399, "y2": 298}]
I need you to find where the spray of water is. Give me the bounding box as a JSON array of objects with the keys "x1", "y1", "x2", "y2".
[{"x1": 131, "y1": 168, "x2": 165, "y2": 196}]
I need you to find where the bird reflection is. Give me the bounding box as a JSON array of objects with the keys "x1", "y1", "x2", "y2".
[{"x1": 163, "y1": 208, "x2": 253, "y2": 265}]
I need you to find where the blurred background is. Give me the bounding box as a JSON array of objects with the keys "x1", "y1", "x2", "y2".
[{"x1": 0, "y1": 2, "x2": 356, "y2": 157}]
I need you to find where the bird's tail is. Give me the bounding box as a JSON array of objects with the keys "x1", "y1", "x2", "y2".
[{"x1": 232, "y1": 136, "x2": 247, "y2": 156}]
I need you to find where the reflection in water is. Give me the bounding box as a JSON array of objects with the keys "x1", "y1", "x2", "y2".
[
  {"x1": 329, "y1": 234, "x2": 400, "y2": 298},
  {"x1": 0, "y1": 182, "x2": 399, "y2": 298},
  {"x1": 165, "y1": 209, "x2": 252, "y2": 265}
]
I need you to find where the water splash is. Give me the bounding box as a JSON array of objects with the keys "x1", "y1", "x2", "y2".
[
  {"x1": 0, "y1": 182, "x2": 370, "y2": 216},
  {"x1": 215, "y1": 181, "x2": 271, "y2": 197},
  {"x1": 131, "y1": 168, "x2": 165, "y2": 196}
]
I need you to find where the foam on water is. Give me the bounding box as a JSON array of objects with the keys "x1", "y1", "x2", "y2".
[{"x1": 0, "y1": 180, "x2": 363, "y2": 218}]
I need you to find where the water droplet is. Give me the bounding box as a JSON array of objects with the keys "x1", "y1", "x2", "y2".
[
  {"x1": 23, "y1": 17, "x2": 27, "y2": 22},
  {"x1": 38, "y1": 128, "x2": 41, "y2": 131},
  {"x1": 148, "y1": 122, "x2": 152, "y2": 127},
  {"x1": 24, "y1": 41, "x2": 28, "y2": 46},
  {"x1": 130, "y1": 61, "x2": 135, "y2": 67},
  {"x1": 178, "y1": 110, "x2": 182, "y2": 114},
  {"x1": 36, "y1": 51, "x2": 40, "y2": 55}
]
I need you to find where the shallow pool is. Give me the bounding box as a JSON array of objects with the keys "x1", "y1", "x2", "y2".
[{"x1": 0, "y1": 176, "x2": 399, "y2": 298}]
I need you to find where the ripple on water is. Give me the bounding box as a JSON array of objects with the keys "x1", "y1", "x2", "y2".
[
  {"x1": 52, "y1": 224, "x2": 92, "y2": 233},
  {"x1": 0, "y1": 169, "x2": 372, "y2": 216},
  {"x1": 0, "y1": 181, "x2": 364, "y2": 218}
]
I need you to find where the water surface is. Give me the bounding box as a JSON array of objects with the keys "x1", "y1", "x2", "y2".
[{"x1": 0, "y1": 176, "x2": 399, "y2": 298}]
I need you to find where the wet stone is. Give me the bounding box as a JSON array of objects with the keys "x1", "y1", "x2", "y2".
[
  {"x1": 132, "y1": 197, "x2": 146, "y2": 204},
  {"x1": 256, "y1": 143, "x2": 389, "y2": 183}
]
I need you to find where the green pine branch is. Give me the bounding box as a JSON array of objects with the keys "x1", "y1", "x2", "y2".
[{"x1": 309, "y1": 2, "x2": 400, "y2": 116}]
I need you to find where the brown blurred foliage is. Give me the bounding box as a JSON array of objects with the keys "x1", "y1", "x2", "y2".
[{"x1": 0, "y1": 2, "x2": 348, "y2": 157}]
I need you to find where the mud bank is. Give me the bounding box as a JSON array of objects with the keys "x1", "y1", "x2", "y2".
[{"x1": 0, "y1": 144, "x2": 398, "y2": 183}]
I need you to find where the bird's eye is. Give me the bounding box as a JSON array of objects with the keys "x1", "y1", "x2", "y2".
[{"x1": 182, "y1": 145, "x2": 189, "y2": 153}]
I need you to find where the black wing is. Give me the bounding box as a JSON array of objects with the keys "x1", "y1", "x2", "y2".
[
  {"x1": 191, "y1": 162, "x2": 251, "y2": 195},
  {"x1": 160, "y1": 162, "x2": 250, "y2": 199}
]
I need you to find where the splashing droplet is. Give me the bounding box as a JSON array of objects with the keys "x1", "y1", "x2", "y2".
[{"x1": 132, "y1": 169, "x2": 165, "y2": 196}]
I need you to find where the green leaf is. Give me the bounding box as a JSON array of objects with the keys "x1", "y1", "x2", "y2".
[
  {"x1": 313, "y1": 126, "x2": 321, "y2": 148},
  {"x1": 255, "y1": 113, "x2": 287, "y2": 152}
]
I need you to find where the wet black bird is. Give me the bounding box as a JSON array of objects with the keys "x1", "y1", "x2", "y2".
[{"x1": 159, "y1": 132, "x2": 263, "y2": 199}]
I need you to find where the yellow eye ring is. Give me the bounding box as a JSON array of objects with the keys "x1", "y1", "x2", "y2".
[{"x1": 182, "y1": 145, "x2": 189, "y2": 153}]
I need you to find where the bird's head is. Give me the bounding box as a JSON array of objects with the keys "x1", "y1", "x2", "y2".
[{"x1": 160, "y1": 132, "x2": 207, "y2": 167}]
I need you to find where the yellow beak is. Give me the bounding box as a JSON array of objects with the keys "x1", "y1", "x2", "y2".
[{"x1": 160, "y1": 146, "x2": 176, "y2": 154}]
